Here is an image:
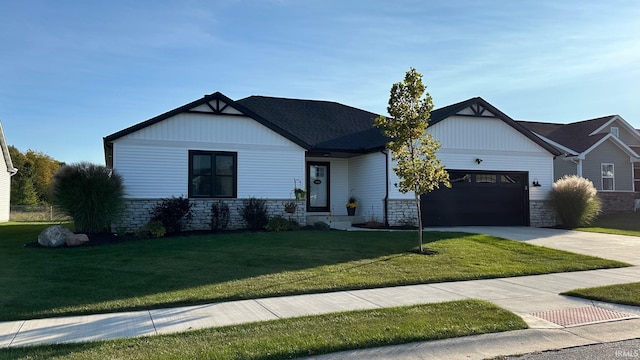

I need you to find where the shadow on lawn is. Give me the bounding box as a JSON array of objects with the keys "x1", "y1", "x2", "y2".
[{"x1": 0, "y1": 222, "x2": 468, "y2": 320}]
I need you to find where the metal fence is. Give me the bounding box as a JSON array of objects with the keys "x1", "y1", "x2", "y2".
[{"x1": 9, "y1": 205, "x2": 72, "y2": 222}]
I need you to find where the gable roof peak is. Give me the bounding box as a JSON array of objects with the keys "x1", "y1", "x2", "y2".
[{"x1": 0, "y1": 120, "x2": 17, "y2": 175}]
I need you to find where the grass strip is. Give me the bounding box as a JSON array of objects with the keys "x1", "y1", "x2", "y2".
[
  {"x1": 0, "y1": 223, "x2": 628, "y2": 321},
  {"x1": 576, "y1": 211, "x2": 640, "y2": 237},
  {"x1": 563, "y1": 282, "x2": 640, "y2": 306},
  {"x1": 0, "y1": 300, "x2": 527, "y2": 360}
]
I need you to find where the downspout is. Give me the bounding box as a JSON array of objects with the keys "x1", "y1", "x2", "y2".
[{"x1": 381, "y1": 149, "x2": 389, "y2": 227}]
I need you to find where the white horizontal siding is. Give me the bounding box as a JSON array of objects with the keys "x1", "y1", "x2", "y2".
[
  {"x1": 114, "y1": 143, "x2": 305, "y2": 199},
  {"x1": 348, "y1": 152, "x2": 387, "y2": 221},
  {"x1": 113, "y1": 112, "x2": 306, "y2": 199},
  {"x1": 0, "y1": 158, "x2": 9, "y2": 222},
  {"x1": 238, "y1": 150, "x2": 305, "y2": 198}
]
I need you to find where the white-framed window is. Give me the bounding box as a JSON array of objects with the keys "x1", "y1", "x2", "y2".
[
  {"x1": 601, "y1": 163, "x2": 615, "y2": 191},
  {"x1": 611, "y1": 127, "x2": 619, "y2": 137}
]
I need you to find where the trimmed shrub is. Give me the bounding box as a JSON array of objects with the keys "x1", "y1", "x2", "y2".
[
  {"x1": 50, "y1": 162, "x2": 125, "y2": 233},
  {"x1": 266, "y1": 215, "x2": 300, "y2": 232},
  {"x1": 550, "y1": 175, "x2": 601, "y2": 228},
  {"x1": 137, "y1": 220, "x2": 166, "y2": 239},
  {"x1": 150, "y1": 196, "x2": 193, "y2": 234},
  {"x1": 211, "y1": 201, "x2": 230, "y2": 232},
  {"x1": 238, "y1": 197, "x2": 268, "y2": 231}
]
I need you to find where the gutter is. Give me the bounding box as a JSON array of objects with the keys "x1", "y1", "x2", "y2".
[{"x1": 381, "y1": 149, "x2": 389, "y2": 227}]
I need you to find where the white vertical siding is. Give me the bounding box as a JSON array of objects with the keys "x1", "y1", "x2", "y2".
[
  {"x1": 122, "y1": 113, "x2": 297, "y2": 147},
  {"x1": 428, "y1": 116, "x2": 548, "y2": 153},
  {"x1": 113, "y1": 112, "x2": 306, "y2": 199},
  {"x1": 348, "y1": 152, "x2": 387, "y2": 221},
  {"x1": 0, "y1": 157, "x2": 9, "y2": 222}
]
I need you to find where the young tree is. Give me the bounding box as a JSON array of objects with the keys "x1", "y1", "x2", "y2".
[{"x1": 374, "y1": 68, "x2": 450, "y2": 253}]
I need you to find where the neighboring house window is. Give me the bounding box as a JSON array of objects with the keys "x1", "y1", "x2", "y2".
[
  {"x1": 188, "y1": 150, "x2": 237, "y2": 198},
  {"x1": 611, "y1": 127, "x2": 619, "y2": 137},
  {"x1": 601, "y1": 163, "x2": 614, "y2": 191}
]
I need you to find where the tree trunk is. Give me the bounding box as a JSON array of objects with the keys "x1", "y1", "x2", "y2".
[{"x1": 415, "y1": 193, "x2": 423, "y2": 253}]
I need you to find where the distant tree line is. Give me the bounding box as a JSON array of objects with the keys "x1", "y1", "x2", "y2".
[{"x1": 8, "y1": 146, "x2": 64, "y2": 205}]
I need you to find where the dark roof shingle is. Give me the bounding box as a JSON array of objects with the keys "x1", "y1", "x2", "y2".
[
  {"x1": 519, "y1": 116, "x2": 616, "y2": 153},
  {"x1": 236, "y1": 96, "x2": 384, "y2": 151}
]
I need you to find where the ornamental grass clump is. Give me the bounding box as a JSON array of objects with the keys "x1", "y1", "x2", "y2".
[
  {"x1": 550, "y1": 175, "x2": 601, "y2": 228},
  {"x1": 50, "y1": 162, "x2": 125, "y2": 233}
]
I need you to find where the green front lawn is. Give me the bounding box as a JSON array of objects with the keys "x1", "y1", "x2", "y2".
[
  {"x1": 0, "y1": 300, "x2": 527, "y2": 360},
  {"x1": 0, "y1": 223, "x2": 628, "y2": 321},
  {"x1": 563, "y1": 282, "x2": 640, "y2": 306},
  {"x1": 576, "y1": 211, "x2": 640, "y2": 237}
]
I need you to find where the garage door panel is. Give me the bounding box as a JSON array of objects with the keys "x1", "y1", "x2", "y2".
[{"x1": 421, "y1": 170, "x2": 528, "y2": 226}]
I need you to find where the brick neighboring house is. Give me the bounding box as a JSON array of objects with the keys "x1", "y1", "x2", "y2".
[{"x1": 519, "y1": 115, "x2": 640, "y2": 212}]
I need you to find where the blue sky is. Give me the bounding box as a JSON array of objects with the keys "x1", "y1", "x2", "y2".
[{"x1": 1, "y1": 0, "x2": 639, "y2": 164}]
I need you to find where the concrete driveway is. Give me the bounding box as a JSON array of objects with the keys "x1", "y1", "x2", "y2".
[{"x1": 427, "y1": 226, "x2": 640, "y2": 265}]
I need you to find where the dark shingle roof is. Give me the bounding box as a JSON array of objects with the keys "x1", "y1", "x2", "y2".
[
  {"x1": 236, "y1": 96, "x2": 385, "y2": 152},
  {"x1": 517, "y1": 121, "x2": 564, "y2": 137},
  {"x1": 518, "y1": 116, "x2": 616, "y2": 153},
  {"x1": 104, "y1": 93, "x2": 561, "y2": 158}
]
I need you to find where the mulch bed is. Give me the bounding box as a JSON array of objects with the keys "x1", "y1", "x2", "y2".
[{"x1": 351, "y1": 222, "x2": 418, "y2": 230}]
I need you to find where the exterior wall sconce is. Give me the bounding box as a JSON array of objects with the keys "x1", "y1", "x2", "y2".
[
  {"x1": 532, "y1": 178, "x2": 541, "y2": 187},
  {"x1": 475, "y1": 158, "x2": 483, "y2": 164}
]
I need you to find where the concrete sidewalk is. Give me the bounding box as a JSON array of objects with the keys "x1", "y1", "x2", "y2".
[{"x1": 1, "y1": 227, "x2": 639, "y2": 359}]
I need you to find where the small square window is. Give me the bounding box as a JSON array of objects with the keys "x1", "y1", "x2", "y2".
[{"x1": 611, "y1": 127, "x2": 619, "y2": 138}]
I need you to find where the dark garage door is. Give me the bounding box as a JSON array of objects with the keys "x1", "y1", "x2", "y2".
[{"x1": 421, "y1": 170, "x2": 529, "y2": 226}]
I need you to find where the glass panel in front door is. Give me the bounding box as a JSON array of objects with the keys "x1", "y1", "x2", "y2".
[{"x1": 309, "y1": 165, "x2": 328, "y2": 208}]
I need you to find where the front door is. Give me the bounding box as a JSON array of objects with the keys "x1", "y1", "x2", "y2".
[{"x1": 307, "y1": 162, "x2": 330, "y2": 212}]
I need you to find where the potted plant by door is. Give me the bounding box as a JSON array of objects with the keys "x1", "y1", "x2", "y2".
[
  {"x1": 294, "y1": 188, "x2": 306, "y2": 200},
  {"x1": 346, "y1": 197, "x2": 357, "y2": 216}
]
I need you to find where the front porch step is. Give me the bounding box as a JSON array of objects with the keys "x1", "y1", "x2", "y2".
[{"x1": 306, "y1": 215, "x2": 366, "y2": 229}]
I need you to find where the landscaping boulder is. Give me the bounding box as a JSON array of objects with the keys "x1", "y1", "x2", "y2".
[
  {"x1": 38, "y1": 225, "x2": 74, "y2": 247},
  {"x1": 66, "y1": 233, "x2": 89, "y2": 247}
]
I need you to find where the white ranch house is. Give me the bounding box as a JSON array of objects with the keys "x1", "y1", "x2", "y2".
[{"x1": 104, "y1": 93, "x2": 561, "y2": 231}]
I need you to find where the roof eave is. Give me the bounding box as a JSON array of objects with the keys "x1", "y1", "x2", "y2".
[{"x1": 104, "y1": 92, "x2": 312, "y2": 151}]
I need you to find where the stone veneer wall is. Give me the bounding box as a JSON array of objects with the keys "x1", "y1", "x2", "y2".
[
  {"x1": 529, "y1": 200, "x2": 557, "y2": 227},
  {"x1": 388, "y1": 199, "x2": 558, "y2": 228},
  {"x1": 113, "y1": 198, "x2": 306, "y2": 232},
  {"x1": 387, "y1": 199, "x2": 418, "y2": 226},
  {"x1": 597, "y1": 192, "x2": 637, "y2": 213}
]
